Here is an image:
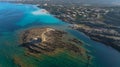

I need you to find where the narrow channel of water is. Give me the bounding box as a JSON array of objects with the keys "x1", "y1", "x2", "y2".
[{"x1": 67, "y1": 29, "x2": 120, "y2": 67}]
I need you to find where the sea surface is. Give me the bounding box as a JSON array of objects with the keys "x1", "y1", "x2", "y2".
[{"x1": 0, "y1": 2, "x2": 120, "y2": 67}]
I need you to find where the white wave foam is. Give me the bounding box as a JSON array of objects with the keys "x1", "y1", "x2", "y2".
[{"x1": 32, "y1": 9, "x2": 49, "y2": 15}]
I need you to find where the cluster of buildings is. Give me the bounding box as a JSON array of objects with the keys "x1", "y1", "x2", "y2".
[{"x1": 41, "y1": 4, "x2": 110, "y2": 23}]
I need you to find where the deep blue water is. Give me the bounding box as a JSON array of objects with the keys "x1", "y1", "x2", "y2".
[
  {"x1": 67, "y1": 29, "x2": 120, "y2": 67},
  {"x1": 0, "y1": 2, "x2": 120, "y2": 67}
]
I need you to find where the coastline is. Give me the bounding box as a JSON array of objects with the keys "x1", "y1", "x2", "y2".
[
  {"x1": 71, "y1": 24, "x2": 120, "y2": 52},
  {"x1": 35, "y1": 3, "x2": 120, "y2": 52}
]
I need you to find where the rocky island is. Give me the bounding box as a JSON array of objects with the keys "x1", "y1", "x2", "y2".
[
  {"x1": 16, "y1": 27, "x2": 94, "y2": 67},
  {"x1": 19, "y1": 27, "x2": 88, "y2": 56}
]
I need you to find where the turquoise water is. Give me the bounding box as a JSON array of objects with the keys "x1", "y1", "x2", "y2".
[{"x1": 0, "y1": 2, "x2": 120, "y2": 67}]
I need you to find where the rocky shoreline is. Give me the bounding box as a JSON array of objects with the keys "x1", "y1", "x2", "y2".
[{"x1": 72, "y1": 24, "x2": 120, "y2": 51}]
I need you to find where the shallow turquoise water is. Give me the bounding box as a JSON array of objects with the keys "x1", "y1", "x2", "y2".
[
  {"x1": 0, "y1": 2, "x2": 82, "y2": 67},
  {"x1": 0, "y1": 2, "x2": 120, "y2": 67}
]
